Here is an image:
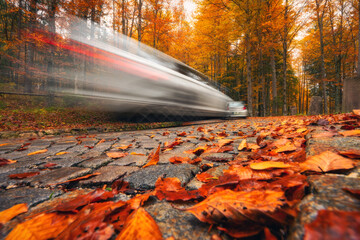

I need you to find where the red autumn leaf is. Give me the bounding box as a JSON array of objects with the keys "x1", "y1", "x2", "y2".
[
  {"x1": 196, "y1": 172, "x2": 216, "y2": 183},
  {"x1": 127, "y1": 192, "x2": 153, "y2": 209},
  {"x1": 0, "y1": 203, "x2": 28, "y2": 225},
  {"x1": 162, "y1": 131, "x2": 170, "y2": 136},
  {"x1": 54, "y1": 172, "x2": 101, "y2": 185},
  {"x1": 143, "y1": 144, "x2": 161, "y2": 168},
  {"x1": 188, "y1": 157, "x2": 202, "y2": 164},
  {"x1": 301, "y1": 151, "x2": 356, "y2": 172},
  {"x1": 9, "y1": 171, "x2": 40, "y2": 179},
  {"x1": 163, "y1": 140, "x2": 183, "y2": 150},
  {"x1": 112, "y1": 180, "x2": 130, "y2": 194},
  {"x1": 106, "y1": 151, "x2": 129, "y2": 159},
  {"x1": 338, "y1": 150, "x2": 360, "y2": 159},
  {"x1": 197, "y1": 126, "x2": 205, "y2": 132},
  {"x1": 177, "y1": 131, "x2": 187, "y2": 136},
  {"x1": 6, "y1": 213, "x2": 76, "y2": 240},
  {"x1": 223, "y1": 166, "x2": 274, "y2": 180},
  {"x1": 304, "y1": 210, "x2": 360, "y2": 240},
  {"x1": 155, "y1": 177, "x2": 202, "y2": 201},
  {"x1": 43, "y1": 163, "x2": 57, "y2": 168},
  {"x1": 55, "y1": 189, "x2": 115, "y2": 213},
  {"x1": 0, "y1": 158, "x2": 16, "y2": 166},
  {"x1": 168, "y1": 156, "x2": 192, "y2": 164},
  {"x1": 217, "y1": 130, "x2": 229, "y2": 137},
  {"x1": 116, "y1": 208, "x2": 163, "y2": 240},
  {"x1": 186, "y1": 189, "x2": 288, "y2": 238}
]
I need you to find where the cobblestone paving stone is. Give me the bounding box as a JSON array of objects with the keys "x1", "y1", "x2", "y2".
[{"x1": 0, "y1": 117, "x2": 359, "y2": 239}]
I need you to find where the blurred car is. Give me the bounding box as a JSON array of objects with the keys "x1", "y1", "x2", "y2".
[{"x1": 227, "y1": 101, "x2": 248, "y2": 118}]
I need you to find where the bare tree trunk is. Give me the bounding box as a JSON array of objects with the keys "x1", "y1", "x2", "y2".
[
  {"x1": 282, "y1": 0, "x2": 288, "y2": 115},
  {"x1": 271, "y1": 49, "x2": 277, "y2": 115},
  {"x1": 138, "y1": 0, "x2": 142, "y2": 42},
  {"x1": 357, "y1": 0, "x2": 360, "y2": 77},
  {"x1": 246, "y1": 34, "x2": 253, "y2": 117},
  {"x1": 315, "y1": 0, "x2": 328, "y2": 114}
]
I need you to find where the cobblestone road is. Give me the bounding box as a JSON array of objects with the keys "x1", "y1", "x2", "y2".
[{"x1": 0, "y1": 117, "x2": 359, "y2": 239}]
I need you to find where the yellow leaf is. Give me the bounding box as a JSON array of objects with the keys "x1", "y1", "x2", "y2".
[
  {"x1": 238, "y1": 139, "x2": 247, "y2": 151},
  {"x1": 250, "y1": 161, "x2": 293, "y2": 170},
  {"x1": 55, "y1": 152, "x2": 68, "y2": 156},
  {"x1": 27, "y1": 149, "x2": 48, "y2": 156}
]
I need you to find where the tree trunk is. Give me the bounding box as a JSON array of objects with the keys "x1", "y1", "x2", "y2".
[
  {"x1": 282, "y1": 0, "x2": 288, "y2": 115},
  {"x1": 138, "y1": 0, "x2": 142, "y2": 42},
  {"x1": 246, "y1": 34, "x2": 253, "y2": 117},
  {"x1": 357, "y1": 0, "x2": 360, "y2": 77},
  {"x1": 271, "y1": 49, "x2": 277, "y2": 115}
]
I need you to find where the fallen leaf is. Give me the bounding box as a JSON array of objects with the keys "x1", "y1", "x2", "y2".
[
  {"x1": 169, "y1": 156, "x2": 192, "y2": 164},
  {"x1": 274, "y1": 142, "x2": 297, "y2": 153},
  {"x1": 177, "y1": 131, "x2": 187, "y2": 136},
  {"x1": 218, "y1": 139, "x2": 233, "y2": 147},
  {"x1": 0, "y1": 203, "x2": 28, "y2": 225},
  {"x1": 127, "y1": 192, "x2": 153, "y2": 209},
  {"x1": 55, "y1": 152, "x2": 68, "y2": 156},
  {"x1": 6, "y1": 212, "x2": 76, "y2": 240},
  {"x1": 117, "y1": 144, "x2": 133, "y2": 150},
  {"x1": 238, "y1": 139, "x2": 247, "y2": 151},
  {"x1": 196, "y1": 172, "x2": 216, "y2": 183},
  {"x1": 55, "y1": 189, "x2": 114, "y2": 213},
  {"x1": 27, "y1": 149, "x2": 48, "y2": 156},
  {"x1": 155, "y1": 177, "x2": 202, "y2": 201},
  {"x1": 54, "y1": 172, "x2": 101, "y2": 185},
  {"x1": 0, "y1": 143, "x2": 9, "y2": 147},
  {"x1": 339, "y1": 129, "x2": 360, "y2": 137},
  {"x1": 301, "y1": 151, "x2": 356, "y2": 172},
  {"x1": 130, "y1": 152, "x2": 146, "y2": 156},
  {"x1": 116, "y1": 208, "x2": 163, "y2": 240},
  {"x1": 338, "y1": 150, "x2": 360, "y2": 159},
  {"x1": 9, "y1": 171, "x2": 40, "y2": 179},
  {"x1": 353, "y1": 109, "x2": 360, "y2": 116},
  {"x1": 304, "y1": 210, "x2": 360, "y2": 240},
  {"x1": 186, "y1": 189, "x2": 288, "y2": 238},
  {"x1": 106, "y1": 152, "x2": 129, "y2": 159},
  {"x1": 0, "y1": 158, "x2": 16, "y2": 166},
  {"x1": 249, "y1": 161, "x2": 293, "y2": 170},
  {"x1": 312, "y1": 132, "x2": 337, "y2": 138},
  {"x1": 143, "y1": 144, "x2": 161, "y2": 168},
  {"x1": 342, "y1": 188, "x2": 360, "y2": 200},
  {"x1": 43, "y1": 163, "x2": 57, "y2": 168}
]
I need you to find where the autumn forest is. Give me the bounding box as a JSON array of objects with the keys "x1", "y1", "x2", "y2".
[{"x1": 0, "y1": 0, "x2": 360, "y2": 117}]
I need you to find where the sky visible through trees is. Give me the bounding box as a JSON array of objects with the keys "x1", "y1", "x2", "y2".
[{"x1": 0, "y1": 0, "x2": 359, "y2": 116}]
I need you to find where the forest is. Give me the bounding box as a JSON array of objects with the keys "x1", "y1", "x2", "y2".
[{"x1": 0, "y1": 0, "x2": 359, "y2": 117}]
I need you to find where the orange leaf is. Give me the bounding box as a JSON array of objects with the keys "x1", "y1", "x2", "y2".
[
  {"x1": 130, "y1": 152, "x2": 146, "y2": 156},
  {"x1": 196, "y1": 172, "x2": 217, "y2": 183},
  {"x1": 143, "y1": 144, "x2": 161, "y2": 168},
  {"x1": 238, "y1": 139, "x2": 247, "y2": 151},
  {"x1": 55, "y1": 152, "x2": 68, "y2": 156},
  {"x1": 338, "y1": 150, "x2": 360, "y2": 159},
  {"x1": 218, "y1": 139, "x2": 233, "y2": 147},
  {"x1": 0, "y1": 143, "x2": 9, "y2": 147},
  {"x1": 0, "y1": 203, "x2": 28, "y2": 225},
  {"x1": 116, "y1": 208, "x2": 163, "y2": 240},
  {"x1": 155, "y1": 177, "x2": 202, "y2": 201},
  {"x1": 339, "y1": 130, "x2": 360, "y2": 137},
  {"x1": 106, "y1": 152, "x2": 129, "y2": 159},
  {"x1": 117, "y1": 144, "x2": 132, "y2": 150},
  {"x1": 54, "y1": 172, "x2": 101, "y2": 185},
  {"x1": 6, "y1": 212, "x2": 76, "y2": 240},
  {"x1": 0, "y1": 158, "x2": 16, "y2": 166},
  {"x1": 353, "y1": 109, "x2": 360, "y2": 116},
  {"x1": 169, "y1": 156, "x2": 192, "y2": 164},
  {"x1": 301, "y1": 151, "x2": 356, "y2": 172},
  {"x1": 127, "y1": 192, "x2": 153, "y2": 209},
  {"x1": 274, "y1": 142, "x2": 297, "y2": 153},
  {"x1": 249, "y1": 161, "x2": 293, "y2": 170},
  {"x1": 27, "y1": 149, "x2": 48, "y2": 156}
]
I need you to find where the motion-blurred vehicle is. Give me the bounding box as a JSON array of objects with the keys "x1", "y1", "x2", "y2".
[{"x1": 227, "y1": 101, "x2": 248, "y2": 118}]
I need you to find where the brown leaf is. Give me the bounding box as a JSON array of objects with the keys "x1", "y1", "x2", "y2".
[
  {"x1": 273, "y1": 142, "x2": 297, "y2": 153},
  {"x1": 9, "y1": 171, "x2": 40, "y2": 179},
  {"x1": 0, "y1": 158, "x2": 16, "y2": 166},
  {"x1": 338, "y1": 150, "x2": 360, "y2": 159},
  {"x1": 6, "y1": 212, "x2": 76, "y2": 240},
  {"x1": 27, "y1": 149, "x2": 48, "y2": 156},
  {"x1": 106, "y1": 151, "x2": 129, "y2": 159},
  {"x1": 250, "y1": 161, "x2": 293, "y2": 170},
  {"x1": 143, "y1": 144, "x2": 161, "y2": 168},
  {"x1": 43, "y1": 163, "x2": 57, "y2": 168},
  {"x1": 0, "y1": 203, "x2": 28, "y2": 225},
  {"x1": 116, "y1": 208, "x2": 163, "y2": 240},
  {"x1": 304, "y1": 210, "x2": 360, "y2": 240},
  {"x1": 186, "y1": 189, "x2": 287, "y2": 237},
  {"x1": 301, "y1": 151, "x2": 356, "y2": 172}
]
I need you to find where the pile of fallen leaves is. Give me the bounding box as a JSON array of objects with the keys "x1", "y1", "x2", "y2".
[{"x1": 1, "y1": 111, "x2": 360, "y2": 239}]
